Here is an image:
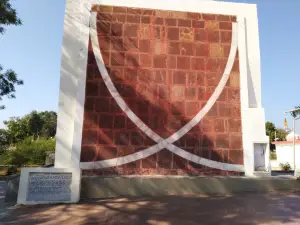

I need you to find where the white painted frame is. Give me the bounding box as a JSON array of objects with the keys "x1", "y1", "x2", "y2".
[
  {"x1": 55, "y1": 0, "x2": 268, "y2": 176},
  {"x1": 17, "y1": 168, "x2": 81, "y2": 205}
]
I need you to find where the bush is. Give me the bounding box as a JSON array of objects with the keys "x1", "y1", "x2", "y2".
[
  {"x1": 280, "y1": 162, "x2": 291, "y2": 171},
  {"x1": 270, "y1": 151, "x2": 277, "y2": 160},
  {"x1": 3, "y1": 137, "x2": 56, "y2": 167}
]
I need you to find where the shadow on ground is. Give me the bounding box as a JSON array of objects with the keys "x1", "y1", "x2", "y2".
[{"x1": 2, "y1": 192, "x2": 300, "y2": 225}]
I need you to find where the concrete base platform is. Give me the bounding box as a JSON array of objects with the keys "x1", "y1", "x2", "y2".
[{"x1": 81, "y1": 175, "x2": 300, "y2": 199}]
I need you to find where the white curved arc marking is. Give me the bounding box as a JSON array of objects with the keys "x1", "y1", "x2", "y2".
[{"x1": 80, "y1": 13, "x2": 243, "y2": 172}]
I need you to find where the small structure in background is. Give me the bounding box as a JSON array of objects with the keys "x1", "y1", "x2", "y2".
[{"x1": 273, "y1": 132, "x2": 300, "y2": 171}]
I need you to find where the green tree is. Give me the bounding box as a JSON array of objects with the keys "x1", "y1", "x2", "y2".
[
  {"x1": 3, "y1": 111, "x2": 57, "y2": 143},
  {"x1": 0, "y1": 0, "x2": 23, "y2": 109},
  {"x1": 275, "y1": 128, "x2": 288, "y2": 141},
  {"x1": 266, "y1": 122, "x2": 276, "y2": 151}
]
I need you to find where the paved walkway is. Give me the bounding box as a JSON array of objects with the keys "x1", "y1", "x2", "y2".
[{"x1": 1, "y1": 192, "x2": 300, "y2": 224}]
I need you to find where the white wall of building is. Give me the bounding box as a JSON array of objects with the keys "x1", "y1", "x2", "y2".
[{"x1": 276, "y1": 143, "x2": 300, "y2": 170}]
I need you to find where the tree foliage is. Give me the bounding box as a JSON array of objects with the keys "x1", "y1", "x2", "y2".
[
  {"x1": 265, "y1": 121, "x2": 288, "y2": 151},
  {"x1": 1, "y1": 111, "x2": 57, "y2": 145},
  {"x1": 0, "y1": 0, "x2": 23, "y2": 109},
  {"x1": 0, "y1": 0, "x2": 22, "y2": 34}
]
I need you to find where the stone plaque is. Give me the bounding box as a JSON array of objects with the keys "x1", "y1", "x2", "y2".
[{"x1": 27, "y1": 172, "x2": 72, "y2": 202}]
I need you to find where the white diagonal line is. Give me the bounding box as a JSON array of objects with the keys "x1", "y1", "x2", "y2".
[{"x1": 80, "y1": 13, "x2": 243, "y2": 172}]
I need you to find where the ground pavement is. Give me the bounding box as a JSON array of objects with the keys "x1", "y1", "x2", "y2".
[{"x1": 1, "y1": 192, "x2": 300, "y2": 224}]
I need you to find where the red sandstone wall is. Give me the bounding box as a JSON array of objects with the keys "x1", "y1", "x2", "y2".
[{"x1": 81, "y1": 6, "x2": 243, "y2": 176}]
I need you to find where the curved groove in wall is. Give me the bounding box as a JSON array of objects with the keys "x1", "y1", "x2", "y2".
[{"x1": 80, "y1": 13, "x2": 243, "y2": 172}]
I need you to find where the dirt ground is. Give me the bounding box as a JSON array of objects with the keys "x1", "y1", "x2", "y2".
[{"x1": 2, "y1": 192, "x2": 300, "y2": 225}]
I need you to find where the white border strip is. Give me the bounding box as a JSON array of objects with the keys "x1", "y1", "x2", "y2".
[{"x1": 80, "y1": 13, "x2": 243, "y2": 172}]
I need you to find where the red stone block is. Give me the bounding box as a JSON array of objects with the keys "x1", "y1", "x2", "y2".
[
  {"x1": 207, "y1": 31, "x2": 220, "y2": 43},
  {"x1": 229, "y1": 119, "x2": 241, "y2": 132},
  {"x1": 171, "y1": 86, "x2": 185, "y2": 101},
  {"x1": 195, "y1": 43, "x2": 209, "y2": 57},
  {"x1": 167, "y1": 27, "x2": 179, "y2": 40},
  {"x1": 98, "y1": 36, "x2": 110, "y2": 51},
  {"x1": 206, "y1": 103, "x2": 218, "y2": 117},
  {"x1": 177, "y1": 56, "x2": 190, "y2": 69},
  {"x1": 157, "y1": 149, "x2": 172, "y2": 169},
  {"x1": 111, "y1": 52, "x2": 125, "y2": 66},
  {"x1": 153, "y1": 55, "x2": 167, "y2": 68},
  {"x1": 141, "y1": 16, "x2": 151, "y2": 24},
  {"x1": 127, "y1": 14, "x2": 141, "y2": 23},
  {"x1": 99, "y1": 114, "x2": 113, "y2": 128},
  {"x1": 86, "y1": 64, "x2": 95, "y2": 81},
  {"x1": 216, "y1": 134, "x2": 229, "y2": 149},
  {"x1": 186, "y1": 87, "x2": 197, "y2": 100},
  {"x1": 229, "y1": 150, "x2": 243, "y2": 164},
  {"x1": 124, "y1": 68, "x2": 138, "y2": 83},
  {"x1": 102, "y1": 51, "x2": 110, "y2": 66},
  {"x1": 205, "y1": 58, "x2": 222, "y2": 72},
  {"x1": 166, "y1": 18, "x2": 177, "y2": 26},
  {"x1": 114, "y1": 132, "x2": 129, "y2": 145},
  {"x1": 81, "y1": 145, "x2": 97, "y2": 162},
  {"x1": 96, "y1": 147, "x2": 118, "y2": 160},
  {"x1": 110, "y1": 37, "x2": 124, "y2": 52},
  {"x1": 210, "y1": 150, "x2": 223, "y2": 162},
  {"x1": 110, "y1": 67, "x2": 123, "y2": 83},
  {"x1": 178, "y1": 19, "x2": 192, "y2": 27},
  {"x1": 95, "y1": 97, "x2": 110, "y2": 113},
  {"x1": 180, "y1": 42, "x2": 194, "y2": 56},
  {"x1": 206, "y1": 72, "x2": 221, "y2": 86},
  {"x1": 140, "y1": 54, "x2": 152, "y2": 67},
  {"x1": 99, "y1": 6, "x2": 113, "y2": 13},
  {"x1": 217, "y1": 15, "x2": 231, "y2": 21},
  {"x1": 173, "y1": 71, "x2": 186, "y2": 85},
  {"x1": 99, "y1": 82, "x2": 111, "y2": 97},
  {"x1": 171, "y1": 101, "x2": 185, "y2": 116},
  {"x1": 232, "y1": 60, "x2": 240, "y2": 72},
  {"x1": 139, "y1": 39, "x2": 151, "y2": 53},
  {"x1": 228, "y1": 88, "x2": 240, "y2": 102},
  {"x1": 200, "y1": 118, "x2": 213, "y2": 132},
  {"x1": 172, "y1": 154, "x2": 186, "y2": 169},
  {"x1": 138, "y1": 68, "x2": 152, "y2": 83},
  {"x1": 125, "y1": 52, "x2": 139, "y2": 67},
  {"x1": 232, "y1": 104, "x2": 241, "y2": 118},
  {"x1": 127, "y1": 8, "x2": 142, "y2": 15},
  {"x1": 111, "y1": 23, "x2": 123, "y2": 36},
  {"x1": 98, "y1": 130, "x2": 114, "y2": 145},
  {"x1": 218, "y1": 102, "x2": 232, "y2": 117},
  {"x1": 113, "y1": 115, "x2": 126, "y2": 129},
  {"x1": 84, "y1": 98, "x2": 95, "y2": 112},
  {"x1": 221, "y1": 31, "x2": 232, "y2": 43},
  {"x1": 86, "y1": 82, "x2": 99, "y2": 97},
  {"x1": 130, "y1": 132, "x2": 144, "y2": 146},
  {"x1": 223, "y1": 150, "x2": 229, "y2": 163},
  {"x1": 198, "y1": 87, "x2": 206, "y2": 100},
  {"x1": 154, "y1": 70, "x2": 167, "y2": 84},
  {"x1": 97, "y1": 21, "x2": 111, "y2": 36},
  {"x1": 82, "y1": 130, "x2": 98, "y2": 145},
  {"x1": 192, "y1": 20, "x2": 205, "y2": 28},
  {"x1": 168, "y1": 42, "x2": 180, "y2": 55},
  {"x1": 185, "y1": 101, "x2": 199, "y2": 116},
  {"x1": 142, "y1": 154, "x2": 157, "y2": 168},
  {"x1": 203, "y1": 14, "x2": 216, "y2": 20},
  {"x1": 136, "y1": 101, "x2": 149, "y2": 114},
  {"x1": 191, "y1": 57, "x2": 205, "y2": 71},
  {"x1": 214, "y1": 119, "x2": 225, "y2": 132},
  {"x1": 194, "y1": 29, "x2": 207, "y2": 42},
  {"x1": 124, "y1": 24, "x2": 138, "y2": 37},
  {"x1": 155, "y1": 17, "x2": 164, "y2": 25},
  {"x1": 158, "y1": 85, "x2": 169, "y2": 100},
  {"x1": 219, "y1": 87, "x2": 228, "y2": 101},
  {"x1": 83, "y1": 112, "x2": 98, "y2": 129},
  {"x1": 187, "y1": 12, "x2": 201, "y2": 20},
  {"x1": 230, "y1": 135, "x2": 243, "y2": 149},
  {"x1": 231, "y1": 16, "x2": 237, "y2": 22},
  {"x1": 97, "y1": 13, "x2": 112, "y2": 22},
  {"x1": 142, "y1": 9, "x2": 155, "y2": 15},
  {"x1": 88, "y1": 52, "x2": 96, "y2": 65},
  {"x1": 219, "y1": 21, "x2": 232, "y2": 30},
  {"x1": 201, "y1": 134, "x2": 215, "y2": 148},
  {"x1": 113, "y1": 6, "x2": 126, "y2": 13}
]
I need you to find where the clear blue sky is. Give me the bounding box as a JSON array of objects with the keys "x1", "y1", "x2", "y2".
[{"x1": 0, "y1": 0, "x2": 300, "y2": 131}]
